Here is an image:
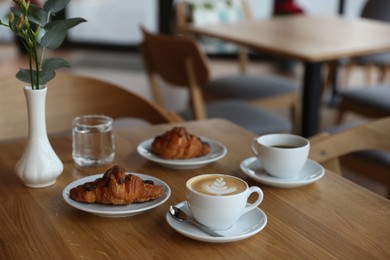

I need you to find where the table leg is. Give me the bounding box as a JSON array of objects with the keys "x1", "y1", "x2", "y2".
[
  {"x1": 301, "y1": 62, "x2": 323, "y2": 137},
  {"x1": 325, "y1": 60, "x2": 340, "y2": 106},
  {"x1": 338, "y1": 0, "x2": 345, "y2": 15},
  {"x1": 329, "y1": 61, "x2": 341, "y2": 106}
]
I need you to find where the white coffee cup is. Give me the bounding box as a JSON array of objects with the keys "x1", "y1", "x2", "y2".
[
  {"x1": 186, "y1": 174, "x2": 263, "y2": 231},
  {"x1": 250, "y1": 134, "x2": 310, "y2": 178}
]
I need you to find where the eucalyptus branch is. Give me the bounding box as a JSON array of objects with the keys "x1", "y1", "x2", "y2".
[
  {"x1": 27, "y1": 41, "x2": 34, "y2": 88},
  {"x1": 39, "y1": 11, "x2": 51, "y2": 69},
  {"x1": 0, "y1": 0, "x2": 86, "y2": 88},
  {"x1": 33, "y1": 40, "x2": 40, "y2": 88}
]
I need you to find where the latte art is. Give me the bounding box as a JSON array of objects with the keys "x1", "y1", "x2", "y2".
[
  {"x1": 189, "y1": 175, "x2": 246, "y2": 196},
  {"x1": 204, "y1": 177, "x2": 237, "y2": 195},
  {"x1": 186, "y1": 174, "x2": 264, "y2": 230}
]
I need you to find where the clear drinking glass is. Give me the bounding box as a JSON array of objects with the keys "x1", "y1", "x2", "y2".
[{"x1": 72, "y1": 115, "x2": 115, "y2": 167}]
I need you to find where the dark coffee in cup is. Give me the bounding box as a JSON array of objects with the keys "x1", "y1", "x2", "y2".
[
  {"x1": 250, "y1": 134, "x2": 310, "y2": 178},
  {"x1": 270, "y1": 145, "x2": 298, "y2": 149}
]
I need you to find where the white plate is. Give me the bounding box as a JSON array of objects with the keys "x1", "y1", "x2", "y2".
[
  {"x1": 240, "y1": 157, "x2": 325, "y2": 188},
  {"x1": 62, "y1": 173, "x2": 171, "y2": 217},
  {"x1": 137, "y1": 137, "x2": 227, "y2": 169},
  {"x1": 166, "y1": 201, "x2": 267, "y2": 243}
]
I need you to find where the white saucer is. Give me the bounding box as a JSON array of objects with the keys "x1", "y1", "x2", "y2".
[
  {"x1": 137, "y1": 137, "x2": 227, "y2": 169},
  {"x1": 166, "y1": 201, "x2": 267, "y2": 243},
  {"x1": 240, "y1": 157, "x2": 325, "y2": 188},
  {"x1": 63, "y1": 173, "x2": 171, "y2": 217}
]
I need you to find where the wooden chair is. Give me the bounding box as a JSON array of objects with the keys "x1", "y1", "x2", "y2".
[
  {"x1": 309, "y1": 117, "x2": 390, "y2": 198},
  {"x1": 174, "y1": 0, "x2": 299, "y2": 128},
  {"x1": 140, "y1": 27, "x2": 292, "y2": 135},
  {"x1": 0, "y1": 73, "x2": 180, "y2": 141},
  {"x1": 323, "y1": 0, "x2": 390, "y2": 93},
  {"x1": 335, "y1": 85, "x2": 390, "y2": 124},
  {"x1": 330, "y1": 3, "x2": 390, "y2": 125},
  {"x1": 344, "y1": 0, "x2": 390, "y2": 85}
]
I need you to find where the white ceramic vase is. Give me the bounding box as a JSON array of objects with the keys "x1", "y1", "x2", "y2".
[{"x1": 15, "y1": 86, "x2": 63, "y2": 188}]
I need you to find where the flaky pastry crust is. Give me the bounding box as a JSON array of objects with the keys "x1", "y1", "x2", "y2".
[
  {"x1": 151, "y1": 127, "x2": 210, "y2": 159},
  {"x1": 69, "y1": 165, "x2": 163, "y2": 205}
]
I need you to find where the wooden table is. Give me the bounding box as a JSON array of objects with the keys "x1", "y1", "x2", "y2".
[
  {"x1": 187, "y1": 15, "x2": 390, "y2": 136},
  {"x1": 0, "y1": 119, "x2": 389, "y2": 259}
]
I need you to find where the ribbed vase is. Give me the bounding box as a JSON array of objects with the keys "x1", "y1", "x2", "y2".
[{"x1": 15, "y1": 86, "x2": 63, "y2": 188}]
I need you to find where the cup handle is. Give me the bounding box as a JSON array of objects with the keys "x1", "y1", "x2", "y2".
[
  {"x1": 250, "y1": 137, "x2": 260, "y2": 157},
  {"x1": 242, "y1": 186, "x2": 263, "y2": 215}
]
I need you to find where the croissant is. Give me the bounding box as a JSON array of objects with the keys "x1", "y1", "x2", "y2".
[
  {"x1": 69, "y1": 165, "x2": 164, "y2": 205},
  {"x1": 151, "y1": 127, "x2": 210, "y2": 159}
]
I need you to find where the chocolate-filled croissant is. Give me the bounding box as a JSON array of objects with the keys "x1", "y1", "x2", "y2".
[
  {"x1": 70, "y1": 165, "x2": 163, "y2": 205},
  {"x1": 151, "y1": 127, "x2": 210, "y2": 159}
]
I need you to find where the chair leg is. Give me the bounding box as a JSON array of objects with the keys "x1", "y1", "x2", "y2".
[
  {"x1": 378, "y1": 65, "x2": 388, "y2": 83},
  {"x1": 291, "y1": 94, "x2": 301, "y2": 134},
  {"x1": 335, "y1": 108, "x2": 346, "y2": 125},
  {"x1": 364, "y1": 64, "x2": 374, "y2": 85},
  {"x1": 342, "y1": 62, "x2": 354, "y2": 88},
  {"x1": 238, "y1": 47, "x2": 248, "y2": 74},
  {"x1": 321, "y1": 61, "x2": 337, "y2": 100},
  {"x1": 185, "y1": 58, "x2": 207, "y2": 120}
]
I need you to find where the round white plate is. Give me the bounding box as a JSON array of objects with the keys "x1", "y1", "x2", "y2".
[
  {"x1": 240, "y1": 157, "x2": 325, "y2": 188},
  {"x1": 166, "y1": 201, "x2": 267, "y2": 243},
  {"x1": 137, "y1": 137, "x2": 227, "y2": 169},
  {"x1": 63, "y1": 173, "x2": 171, "y2": 217}
]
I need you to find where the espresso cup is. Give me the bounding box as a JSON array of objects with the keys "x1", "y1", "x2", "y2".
[
  {"x1": 72, "y1": 115, "x2": 115, "y2": 167},
  {"x1": 186, "y1": 174, "x2": 263, "y2": 231},
  {"x1": 250, "y1": 134, "x2": 309, "y2": 178}
]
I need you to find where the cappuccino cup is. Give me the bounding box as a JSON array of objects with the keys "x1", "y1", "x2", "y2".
[
  {"x1": 186, "y1": 174, "x2": 263, "y2": 231},
  {"x1": 250, "y1": 134, "x2": 309, "y2": 178}
]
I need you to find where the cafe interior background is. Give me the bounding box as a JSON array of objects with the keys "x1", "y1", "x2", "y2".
[{"x1": 0, "y1": 0, "x2": 387, "y2": 197}]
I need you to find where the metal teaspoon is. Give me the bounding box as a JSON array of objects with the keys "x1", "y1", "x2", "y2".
[{"x1": 169, "y1": 206, "x2": 224, "y2": 237}]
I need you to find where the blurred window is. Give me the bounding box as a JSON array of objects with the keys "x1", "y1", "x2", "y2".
[
  {"x1": 0, "y1": 1, "x2": 13, "y2": 42},
  {"x1": 66, "y1": 0, "x2": 158, "y2": 45}
]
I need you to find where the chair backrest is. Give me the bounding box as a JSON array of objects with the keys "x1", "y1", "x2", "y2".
[
  {"x1": 309, "y1": 117, "x2": 390, "y2": 174},
  {"x1": 140, "y1": 27, "x2": 211, "y2": 120},
  {"x1": 361, "y1": 0, "x2": 390, "y2": 22},
  {"x1": 0, "y1": 73, "x2": 177, "y2": 141}
]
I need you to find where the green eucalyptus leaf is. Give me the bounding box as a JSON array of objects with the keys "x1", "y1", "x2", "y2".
[
  {"x1": 28, "y1": 5, "x2": 49, "y2": 26},
  {"x1": 40, "y1": 28, "x2": 66, "y2": 49},
  {"x1": 39, "y1": 69, "x2": 56, "y2": 85},
  {"x1": 44, "y1": 0, "x2": 70, "y2": 14},
  {"x1": 36, "y1": 27, "x2": 46, "y2": 43},
  {"x1": 41, "y1": 18, "x2": 86, "y2": 49},
  {"x1": 10, "y1": 5, "x2": 48, "y2": 27},
  {"x1": 44, "y1": 17, "x2": 87, "y2": 30},
  {"x1": 42, "y1": 57, "x2": 70, "y2": 71},
  {"x1": 16, "y1": 69, "x2": 32, "y2": 84},
  {"x1": 16, "y1": 68, "x2": 56, "y2": 86},
  {"x1": 10, "y1": 7, "x2": 22, "y2": 16}
]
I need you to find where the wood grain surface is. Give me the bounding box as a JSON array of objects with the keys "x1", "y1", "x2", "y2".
[
  {"x1": 0, "y1": 119, "x2": 389, "y2": 259},
  {"x1": 187, "y1": 15, "x2": 390, "y2": 62}
]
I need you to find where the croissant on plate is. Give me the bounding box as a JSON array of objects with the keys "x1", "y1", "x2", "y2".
[
  {"x1": 151, "y1": 127, "x2": 210, "y2": 159},
  {"x1": 69, "y1": 165, "x2": 164, "y2": 205}
]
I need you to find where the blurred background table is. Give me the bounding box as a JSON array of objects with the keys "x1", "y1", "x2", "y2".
[{"x1": 187, "y1": 15, "x2": 390, "y2": 136}]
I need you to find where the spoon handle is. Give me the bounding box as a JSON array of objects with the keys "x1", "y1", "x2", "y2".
[{"x1": 188, "y1": 219, "x2": 224, "y2": 237}]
